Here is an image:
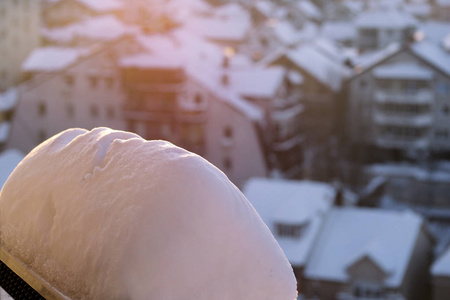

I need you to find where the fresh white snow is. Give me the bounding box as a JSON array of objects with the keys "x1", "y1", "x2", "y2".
[
  {"x1": 0, "y1": 149, "x2": 24, "y2": 190},
  {"x1": 22, "y1": 47, "x2": 89, "y2": 73},
  {"x1": 0, "y1": 128, "x2": 297, "y2": 300}
]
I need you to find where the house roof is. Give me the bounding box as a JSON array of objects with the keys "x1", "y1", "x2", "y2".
[
  {"x1": 355, "y1": 9, "x2": 417, "y2": 29},
  {"x1": 287, "y1": 44, "x2": 351, "y2": 92},
  {"x1": 320, "y1": 21, "x2": 357, "y2": 43},
  {"x1": 432, "y1": 246, "x2": 450, "y2": 277},
  {"x1": 243, "y1": 178, "x2": 335, "y2": 266},
  {"x1": 352, "y1": 40, "x2": 450, "y2": 80},
  {"x1": 41, "y1": 15, "x2": 139, "y2": 43},
  {"x1": 48, "y1": 0, "x2": 123, "y2": 12},
  {"x1": 22, "y1": 47, "x2": 90, "y2": 72},
  {"x1": 419, "y1": 21, "x2": 450, "y2": 46},
  {"x1": 304, "y1": 208, "x2": 424, "y2": 287},
  {"x1": 297, "y1": 0, "x2": 323, "y2": 21},
  {"x1": 183, "y1": 16, "x2": 251, "y2": 42},
  {"x1": 272, "y1": 21, "x2": 301, "y2": 46}
]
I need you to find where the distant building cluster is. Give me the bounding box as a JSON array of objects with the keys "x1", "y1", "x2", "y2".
[{"x1": 1, "y1": 0, "x2": 450, "y2": 299}]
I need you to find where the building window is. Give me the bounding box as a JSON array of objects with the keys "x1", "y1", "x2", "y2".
[
  {"x1": 38, "y1": 130, "x2": 47, "y2": 143},
  {"x1": 67, "y1": 102, "x2": 74, "y2": 118},
  {"x1": 194, "y1": 94, "x2": 202, "y2": 104},
  {"x1": 64, "y1": 75, "x2": 74, "y2": 86},
  {"x1": 223, "y1": 126, "x2": 233, "y2": 139},
  {"x1": 436, "y1": 82, "x2": 450, "y2": 96},
  {"x1": 105, "y1": 77, "x2": 114, "y2": 89},
  {"x1": 90, "y1": 104, "x2": 99, "y2": 118},
  {"x1": 37, "y1": 102, "x2": 46, "y2": 117},
  {"x1": 89, "y1": 76, "x2": 98, "y2": 89},
  {"x1": 443, "y1": 105, "x2": 449, "y2": 115},
  {"x1": 275, "y1": 223, "x2": 307, "y2": 238},
  {"x1": 107, "y1": 106, "x2": 115, "y2": 119},
  {"x1": 435, "y1": 129, "x2": 449, "y2": 139}
]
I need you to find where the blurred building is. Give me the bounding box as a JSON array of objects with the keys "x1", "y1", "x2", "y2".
[
  {"x1": 347, "y1": 40, "x2": 450, "y2": 162},
  {"x1": 431, "y1": 245, "x2": 450, "y2": 300},
  {"x1": 0, "y1": 0, "x2": 41, "y2": 91}
]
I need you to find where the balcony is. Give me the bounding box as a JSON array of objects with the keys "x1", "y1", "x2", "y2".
[
  {"x1": 375, "y1": 136, "x2": 429, "y2": 149},
  {"x1": 374, "y1": 90, "x2": 433, "y2": 104},
  {"x1": 373, "y1": 112, "x2": 433, "y2": 127}
]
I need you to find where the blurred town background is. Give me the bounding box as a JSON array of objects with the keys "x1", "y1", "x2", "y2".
[{"x1": 1, "y1": 0, "x2": 450, "y2": 299}]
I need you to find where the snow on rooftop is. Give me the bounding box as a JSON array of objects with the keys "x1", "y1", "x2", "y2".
[
  {"x1": 273, "y1": 21, "x2": 301, "y2": 46},
  {"x1": 287, "y1": 44, "x2": 351, "y2": 91},
  {"x1": 432, "y1": 246, "x2": 450, "y2": 277},
  {"x1": 77, "y1": 0, "x2": 123, "y2": 12},
  {"x1": 355, "y1": 9, "x2": 417, "y2": 29},
  {"x1": 297, "y1": 0, "x2": 323, "y2": 21},
  {"x1": 243, "y1": 178, "x2": 335, "y2": 267},
  {"x1": 320, "y1": 22, "x2": 356, "y2": 43},
  {"x1": 0, "y1": 122, "x2": 11, "y2": 145},
  {"x1": 0, "y1": 287, "x2": 14, "y2": 300},
  {"x1": 0, "y1": 149, "x2": 24, "y2": 189},
  {"x1": 22, "y1": 47, "x2": 89, "y2": 72},
  {"x1": 0, "y1": 88, "x2": 18, "y2": 111},
  {"x1": 437, "y1": 0, "x2": 450, "y2": 6},
  {"x1": 184, "y1": 16, "x2": 251, "y2": 42},
  {"x1": 254, "y1": 0, "x2": 277, "y2": 17},
  {"x1": 411, "y1": 41, "x2": 450, "y2": 77},
  {"x1": 419, "y1": 21, "x2": 450, "y2": 46},
  {"x1": 42, "y1": 15, "x2": 139, "y2": 43},
  {"x1": 214, "y1": 3, "x2": 250, "y2": 21},
  {"x1": 373, "y1": 62, "x2": 434, "y2": 80},
  {"x1": 304, "y1": 208, "x2": 423, "y2": 287},
  {"x1": 226, "y1": 67, "x2": 286, "y2": 98},
  {"x1": 353, "y1": 43, "x2": 402, "y2": 70},
  {"x1": 0, "y1": 128, "x2": 297, "y2": 299},
  {"x1": 404, "y1": 3, "x2": 431, "y2": 18}
]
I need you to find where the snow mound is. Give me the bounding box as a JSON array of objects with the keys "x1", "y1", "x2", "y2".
[{"x1": 0, "y1": 127, "x2": 297, "y2": 300}]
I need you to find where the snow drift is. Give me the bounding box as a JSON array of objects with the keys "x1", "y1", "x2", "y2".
[{"x1": 0, "y1": 127, "x2": 297, "y2": 299}]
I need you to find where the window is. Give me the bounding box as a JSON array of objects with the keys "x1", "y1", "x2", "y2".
[
  {"x1": 107, "y1": 106, "x2": 115, "y2": 119},
  {"x1": 37, "y1": 102, "x2": 46, "y2": 117},
  {"x1": 67, "y1": 102, "x2": 74, "y2": 118},
  {"x1": 443, "y1": 105, "x2": 449, "y2": 115},
  {"x1": 194, "y1": 94, "x2": 202, "y2": 104},
  {"x1": 437, "y1": 82, "x2": 450, "y2": 96},
  {"x1": 89, "y1": 76, "x2": 98, "y2": 89},
  {"x1": 435, "y1": 129, "x2": 449, "y2": 139},
  {"x1": 64, "y1": 75, "x2": 74, "y2": 86},
  {"x1": 105, "y1": 77, "x2": 114, "y2": 89},
  {"x1": 223, "y1": 126, "x2": 233, "y2": 139},
  {"x1": 90, "y1": 104, "x2": 99, "y2": 118},
  {"x1": 275, "y1": 223, "x2": 307, "y2": 238}
]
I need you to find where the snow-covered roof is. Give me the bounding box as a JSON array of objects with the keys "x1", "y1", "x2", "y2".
[
  {"x1": 272, "y1": 21, "x2": 301, "y2": 46},
  {"x1": 226, "y1": 67, "x2": 285, "y2": 98},
  {"x1": 305, "y1": 208, "x2": 424, "y2": 287},
  {"x1": 0, "y1": 149, "x2": 24, "y2": 189},
  {"x1": 419, "y1": 21, "x2": 450, "y2": 46},
  {"x1": 355, "y1": 9, "x2": 417, "y2": 29},
  {"x1": 42, "y1": 15, "x2": 139, "y2": 44},
  {"x1": 254, "y1": 0, "x2": 277, "y2": 18},
  {"x1": 243, "y1": 178, "x2": 335, "y2": 266},
  {"x1": 0, "y1": 88, "x2": 18, "y2": 111},
  {"x1": 432, "y1": 246, "x2": 450, "y2": 277},
  {"x1": 287, "y1": 44, "x2": 351, "y2": 91},
  {"x1": 49, "y1": 0, "x2": 123, "y2": 12},
  {"x1": 76, "y1": 0, "x2": 123, "y2": 12},
  {"x1": 437, "y1": 0, "x2": 450, "y2": 7},
  {"x1": 373, "y1": 62, "x2": 434, "y2": 80},
  {"x1": 320, "y1": 22, "x2": 356, "y2": 43},
  {"x1": 22, "y1": 47, "x2": 89, "y2": 72},
  {"x1": 404, "y1": 3, "x2": 431, "y2": 18},
  {"x1": 297, "y1": 21, "x2": 319, "y2": 42},
  {"x1": 411, "y1": 41, "x2": 450, "y2": 77},
  {"x1": 297, "y1": 0, "x2": 323, "y2": 21},
  {"x1": 352, "y1": 43, "x2": 402, "y2": 70},
  {"x1": 184, "y1": 16, "x2": 251, "y2": 42},
  {"x1": 214, "y1": 3, "x2": 250, "y2": 21}
]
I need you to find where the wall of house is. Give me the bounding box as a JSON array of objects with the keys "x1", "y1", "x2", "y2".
[
  {"x1": 302, "y1": 278, "x2": 346, "y2": 300},
  {"x1": 432, "y1": 276, "x2": 450, "y2": 300},
  {"x1": 43, "y1": 0, "x2": 91, "y2": 27},
  {"x1": 204, "y1": 95, "x2": 267, "y2": 188},
  {"x1": 0, "y1": 0, "x2": 41, "y2": 91},
  {"x1": 7, "y1": 43, "x2": 128, "y2": 154},
  {"x1": 400, "y1": 226, "x2": 433, "y2": 300}
]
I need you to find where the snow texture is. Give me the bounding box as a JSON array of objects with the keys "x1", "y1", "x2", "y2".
[
  {"x1": 0, "y1": 88, "x2": 18, "y2": 111},
  {"x1": 0, "y1": 128, "x2": 297, "y2": 300},
  {"x1": 0, "y1": 287, "x2": 14, "y2": 300},
  {"x1": 372, "y1": 62, "x2": 434, "y2": 80}
]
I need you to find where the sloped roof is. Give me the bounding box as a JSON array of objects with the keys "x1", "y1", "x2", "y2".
[
  {"x1": 22, "y1": 47, "x2": 90, "y2": 72},
  {"x1": 356, "y1": 9, "x2": 417, "y2": 29},
  {"x1": 432, "y1": 246, "x2": 450, "y2": 277},
  {"x1": 243, "y1": 178, "x2": 335, "y2": 266},
  {"x1": 304, "y1": 208, "x2": 424, "y2": 287}
]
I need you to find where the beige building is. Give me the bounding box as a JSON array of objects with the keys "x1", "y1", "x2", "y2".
[
  {"x1": 0, "y1": 0, "x2": 41, "y2": 91},
  {"x1": 7, "y1": 37, "x2": 141, "y2": 154}
]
